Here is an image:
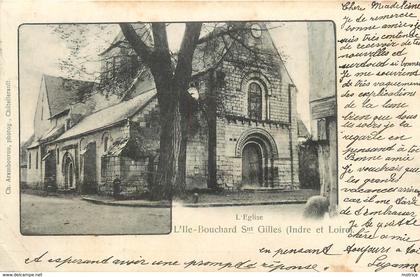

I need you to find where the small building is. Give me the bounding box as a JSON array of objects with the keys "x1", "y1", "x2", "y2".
[{"x1": 25, "y1": 22, "x2": 301, "y2": 196}]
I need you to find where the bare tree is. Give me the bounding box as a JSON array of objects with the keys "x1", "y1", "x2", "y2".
[
  {"x1": 118, "y1": 23, "x2": 202, "y2": 199},
  {"x1": 51, "y1": 22, "x2": 285, "y2": 200}
]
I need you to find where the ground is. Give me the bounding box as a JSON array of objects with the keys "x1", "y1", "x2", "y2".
[
  {"x1": 21, "y1": 194, "x2": 171, "y2": 235},
  {"x1": 179, "y1": 189, "x2": 319, "y2": 205},
  {"x1": 21, "y1": 192, "x2": 309, "y2": 235}
]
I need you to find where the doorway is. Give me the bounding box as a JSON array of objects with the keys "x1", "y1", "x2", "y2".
[
  {"x1": 242, "y1": 142, "x2": 263, "y2": 186},
  {"x1": 63, "y1": 154, "x2": 75, "y2": 189}
]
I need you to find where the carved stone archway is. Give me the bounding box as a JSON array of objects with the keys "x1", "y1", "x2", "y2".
[
  {"x1": 235, "y1": 128, "x2": 278, "y2": 158},
  {"x1": 236, "y1": 128, "x2": 279, "y2": 187},
  {"x1": 62, "y1": 152, "x2": 76, "y2": 189}
]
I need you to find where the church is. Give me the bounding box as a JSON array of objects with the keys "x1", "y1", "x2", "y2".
[{"x1": 25, "y1": 22, "x2": 301, "y2": 196}]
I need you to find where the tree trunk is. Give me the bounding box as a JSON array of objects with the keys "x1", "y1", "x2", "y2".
[
  {"x1": 174, "y1": 111, "x2": 188, "y2": 196},
  {"x1": 151, "y1": 91, "x2": 182, "y2": 200},
  {"x1": 152, "y1": 89, "x2": 194, "y2": 199},
  {"x1": 173, "y1": 91, "x2": 195, "y2": 196},
  {"x1": 119, "y1": 22, "x2": 202, "y2": 200}
]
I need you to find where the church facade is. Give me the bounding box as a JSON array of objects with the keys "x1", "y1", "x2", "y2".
[{"x1": 25, "y1": 22, "x2": 300, "y2": 196}]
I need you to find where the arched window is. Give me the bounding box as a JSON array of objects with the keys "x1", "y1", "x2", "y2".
[
  {"x1": 248, "y1": 82, "x2": 263, "y2": 120},
  {"x1": 28, "y1": 152, "x2": 31, "y2": 169},
  {"x1": 103, "y1": 136, "x2": 109, "y2": 152},
  {"x1": 63, "y1": 153, "x2": 75, "y2": 189},
  {"x1": 241, "y1": 72, "x2": 272, "y2": 120},
  {"x1": 102, "y1": 132, "x2": 110, "y2": 153},
  {"x1": 35, "y1": 151, "x2": 39, "y2": 170},
  {"x1": 80, "y1": 138, "x2": 85, "y2": 152}
]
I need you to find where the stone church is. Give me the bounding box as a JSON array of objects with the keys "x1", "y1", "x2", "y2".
[{"x1": 25, "y1": 22, "x2": 300, "y2": 196}]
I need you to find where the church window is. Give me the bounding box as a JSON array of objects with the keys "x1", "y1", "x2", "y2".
[
  {"x1": 80, "y1": 138, "x2": 84, "y2": 151},
  {"x1": 102, "y1": 133, "x2": 111, "y2": 153},
  {"x1": 248, "y1": 82, "x2": 263, "y2": 120},
  {"x1": 103, "y1": 136, "x2": 109, "y2": 152},
  {"x1": 35, "y1": 151, "x2": 38, "y2": 170},
  {"x1": 101, "y1": 156, "x2": 108, "y2": 178},
  {"x1": 28, "y1": 152, "x2": 31, "y2": 169}
]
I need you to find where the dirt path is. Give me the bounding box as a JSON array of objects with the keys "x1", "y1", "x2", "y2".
[{"x1": 21, "y1": 194, "x2": 171, "y2": 235}]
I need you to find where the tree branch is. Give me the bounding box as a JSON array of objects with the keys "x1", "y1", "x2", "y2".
[
  {"x1": 174, "y1": 22, "x2": 202, "y2": 89},
  {"x1": 151, "y1": 23, "x2": 170, "y2": 52},
  {"x1": 198, "y1": 29, "x2": 226, "y2": 45},
  {"x1": 197, "y1": 24, "x2": 249, "y2": 45},
  {"x1": 148, "y1": 23, "x2": 174, "y2": 93},
  {"x1": 119, "y1": 23, "x2": 153, "y2": 64}
]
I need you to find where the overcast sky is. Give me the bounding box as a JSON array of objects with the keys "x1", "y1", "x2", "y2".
[{"x1": 19, "y1": 22, "x2": 311, "y2": 142}]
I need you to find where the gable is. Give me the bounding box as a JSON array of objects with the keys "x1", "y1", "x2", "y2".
[
  {"x1": 36, "y1": 77, "x2": 51, "y2": 120},
  {"x1": 191, "y1": 22, "x2": 295, "y2": 86},
  {"x1": 98, "y1": 22, "x2": 296, "y2": 103},
  {"x1": 33, "y1": 77, "x2": 52, "y2": 138},
  {"x1": 43, "y1": 74, "x2": 95, "y2": 118}
]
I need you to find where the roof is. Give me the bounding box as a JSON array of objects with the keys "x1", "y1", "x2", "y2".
[
  {"x1": 192, "y1": 25, "x2": 232, "y2": 74},
  {"x1": 297, "y1": 118, "x2": 310, "y2": 138},
  {"x1": 21, "y1": 134, "x2": 35, "y2": 163},
  {"x1": 104, "y1": 137, "x2": 146, "y2": 160},
  {"x1": 191, "y1": 22, "x2": 291, "y2": 80},
  {"x1": 104, "y1": 136, "x2": 152, "y2": 160},
  {"x1": 43, "y1": 74, "x2": 95, "y2": 118},
  {"x1": 27, "y1": 139, "x2": 41, "y2": 149},
  {"x1": 54, "y1": 88, "x2": 157, "y2": 142},
  {"x1": 105, "y1": 137, "x2": 130, "y2": 157},
  {"x1": 101, "y1": 23, "x2": 231, "y2": 75},
  {"x1": 192, "y1": 39, "x2": 229, "y2": 75},
  {"x1": 100, "y1": 22, "x2": 292, "y2": 85},
  {"x1": 40, "y1": 124, "x2": 65, "y2": 141}
]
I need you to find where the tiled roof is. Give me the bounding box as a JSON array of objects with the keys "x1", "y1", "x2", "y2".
[
  {"x1": 40, "y1": 124, "x2": 65, "y2": 141},
  {"x1": 43, "y1": 74, "x2": 95, "y2": 118},
  {"x1": 54, "y1": 88, "x2": 156, "y2": 142}
]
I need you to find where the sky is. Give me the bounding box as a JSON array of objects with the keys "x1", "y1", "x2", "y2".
[{"x1": 18, "y1": 22, "x2": 311, "y2": 142}]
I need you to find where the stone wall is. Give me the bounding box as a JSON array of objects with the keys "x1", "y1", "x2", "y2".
[
  {"x1": 26, "y1": 147, "x2": 42, "y2": 189},
  {"x1": 99, "y1": 156, "x2": 149, "y2": 196},
  {"x1": 185, "y1": 108, "x2": 209, "y2": 190},
  {"x1": 40, "y1": 122, "x2": 129, "y2": 191},
  {"x1": 215, "y1": 118, "x2": 296, "y2": 188},
  {"x1": 213, "y1": 48, "x2": 300, "y2": 189}
]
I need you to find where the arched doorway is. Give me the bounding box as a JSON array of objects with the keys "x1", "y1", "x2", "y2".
[
  {"x1": 43, "y1": 151, "x2": 57, "y2": 190},
  {"x1": 236, "y1": 128, "x2": 279, "y2": 188},
  {"x1": 63, "y1": 154, "x2": 75, "y2": 189},
  {"x1": 242, "y1": 142, "x2": 263, "y2": 186}
]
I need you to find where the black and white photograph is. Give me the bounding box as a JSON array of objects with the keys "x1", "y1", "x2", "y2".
[{"x1": 19, "y1": 21, "x2": 337, "y2": 235}]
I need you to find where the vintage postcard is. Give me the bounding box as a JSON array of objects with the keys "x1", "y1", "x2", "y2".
[{"x1": 0, "y1": 0, "x2": 419, "y2": 273}]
